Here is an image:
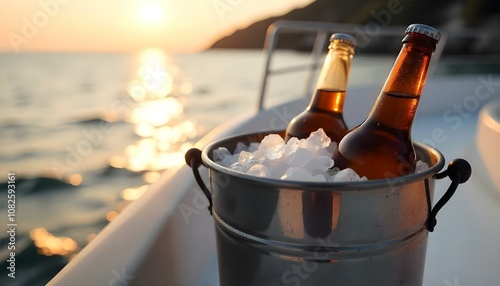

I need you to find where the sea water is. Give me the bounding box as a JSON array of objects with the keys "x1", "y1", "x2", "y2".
[{"x1": 0, "y1": 49, "x2": 395, "y2": 285}]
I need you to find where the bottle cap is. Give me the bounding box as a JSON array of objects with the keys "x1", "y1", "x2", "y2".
[
  {"x1": 330, "y1": 33, "x2": 357, "y2": 47},
  {"x1": 405, "y1": 24, "x2": 441, "y2": 42}
]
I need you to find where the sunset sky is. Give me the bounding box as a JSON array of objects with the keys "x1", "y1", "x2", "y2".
[{"x1": 0, "y1": 0, "x2": 314, "y2": 53}]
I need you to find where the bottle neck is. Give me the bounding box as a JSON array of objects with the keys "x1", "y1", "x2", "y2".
[
  {"x1": 308, "y1": 43, "x2": 354, "y2": 113},
  {"x1": 382, "y1": 37, "x2": 434, "y2": 96},
  {"x1": 365, "y1": 37, "x2": 434, "y2": 130}
]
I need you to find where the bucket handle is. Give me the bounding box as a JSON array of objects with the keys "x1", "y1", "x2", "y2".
[
  {"x1": 185, "y1": 148, "x2": 213, "y2": 215},
  {"x1": 426, "y1": 158, "x2": 472, "y2": 232}
]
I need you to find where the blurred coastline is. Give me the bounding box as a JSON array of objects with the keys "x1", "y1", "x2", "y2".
[{"x1": 211, "y1": 0, "x2": 500, "y2": 53}]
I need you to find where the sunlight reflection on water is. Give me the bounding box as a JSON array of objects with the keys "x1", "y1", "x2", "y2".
[
  {"x1": 122, "y1": 48, "x2": 198, "y2": 173},
  {"x1": 29, "y1": 48, "x2": 200, "y2": 260},
  {"x1": 30, "y1": 228, "x2": 79, "y2": 258}
]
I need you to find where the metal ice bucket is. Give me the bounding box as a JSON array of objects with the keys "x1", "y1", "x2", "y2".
[{"x1": 185, "y1": 131, "x2": 471, "y2": 286}]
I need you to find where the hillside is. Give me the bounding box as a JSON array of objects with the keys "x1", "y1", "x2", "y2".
[{"x1": 210, "y1": 0, "x2": 499, "y2": 51}]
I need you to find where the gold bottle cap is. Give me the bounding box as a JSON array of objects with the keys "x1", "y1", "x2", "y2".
[{"x1": 329, "y1": 33, "x2": 357, "y2": 48}]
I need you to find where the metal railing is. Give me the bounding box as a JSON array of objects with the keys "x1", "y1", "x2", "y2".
[{"x1": 256, "y1": 20, "x2": 448, "y2": 111}]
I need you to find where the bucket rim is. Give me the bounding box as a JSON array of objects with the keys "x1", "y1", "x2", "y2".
[{"x1": 201, "y1": 131, "x2": 445, "y2": 191}]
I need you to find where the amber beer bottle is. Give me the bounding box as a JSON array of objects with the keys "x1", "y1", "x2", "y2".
[
  {"x1": 332, "y1": 24, "x2": 441, "y2": 180},
  {"x1": 285, "y1": 33, "x2": 356, "y2": 142},
  {"x1": 285, "y1": 34, "x2": 355, "y2": 238}
]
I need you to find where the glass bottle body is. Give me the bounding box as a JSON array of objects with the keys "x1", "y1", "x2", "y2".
[
  {"x1": 285, "y1": 88, "x2": 347, "y2": 142},
  {"x1": 285, "y1": 35, "x2": 355, "y2": 143},
  {"x1": 333, "y1": 29, "x2": 439, "y2": 180},
  {"x1": 333, "y1": 92, "x2": 420, "y2": 179}
]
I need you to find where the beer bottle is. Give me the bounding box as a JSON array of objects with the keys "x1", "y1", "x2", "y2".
[
  {"x1": 284, "y1": 34, "x2": 355, "y2": 238},
  {"x1": 332, "y1": 24, "x2": 441, "y2": 180},
  {"x1": 285, "y1": 33, "x2": 356, "y2": 142}
]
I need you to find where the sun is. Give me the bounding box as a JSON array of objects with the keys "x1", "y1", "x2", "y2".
[{"x1": 139, "y1": 2, "x2": 164, "y2": 24}]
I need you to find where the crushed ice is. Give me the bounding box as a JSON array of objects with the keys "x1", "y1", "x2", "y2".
[
  {"x1": 213, "y1": 128, "x2": 428, "y2": 182},
  {"x1": 213, "y1": 129, "x2": 364, "y2": 182}
]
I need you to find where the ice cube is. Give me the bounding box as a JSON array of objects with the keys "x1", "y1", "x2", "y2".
[
  {"x1": 213, "y1": 147, "x2": 238, "y2": 167},
  {"x1": 248, "y1": 142, "x2": 260, "y2": 152},
  {"x1": 283, "y1": 137, "x2": 300, "y2": 157},
  {"x1": 298, "y1": 138, "x2": 308, "y2": 148},
  {"x1": 266, "y1": 157, "x2": 289, "y2": 179},
  {"x1": 331, "y1": 168, "x2": 367, "y2": 182},
  {"x1": 306, "y1": 128, "x2": 331, "y2": 153},
  {"x1": 234, "y1": 151, "x2": 261, "y2": 172},
  {"x1": 238, "y1": 151, "x2": 255, "y2": 165},
  {"x1": 259, "y1": 134, "x2": 285, "y2": 160},
  {"x1": 316, "y1": 141, "x2": 337, "y2": 157},
  {"x1": 285, "y1": 147, "x2": 314, "y2": 168},
  {"x1": 221, "y1": 154, "x2": 239, "y2": 168},
  {"x1": 233, "y1": 142, "x2": 248, "y2": 154},
  {"x1": 281, "y1": 167, "x2": 314, "y2": 181},
  {"x1": 213, "y1": 147, "x2": 231, "y2": 162},
  {"x1": 247, "y1": 164, "x2": 268, "y2": 177},
  {"x1": 252, "y1": 148, "x2": 265, "y2": 161},
  {"x1": 229, "y1": 162, "x2": 245, "y2": 173},
  {"x1": 281, "y1": 167, "x2": 327, "y2": 182},
  {"x1": 311, "y1": 174, "x2": 327, "y2": 182},
  {"x1": 304, "y1": 156, "x2": 334, "y2": 174},
  {"x1": 415, "y1": 160, "x2": 429, "y2": 173},
  {"x1": 327, "y1": 166, "x2": 340, "y2": 177}
]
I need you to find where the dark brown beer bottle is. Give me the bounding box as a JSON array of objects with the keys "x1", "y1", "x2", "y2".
[
  {"x1": 332, "y1": 24, "x2": 440, "y2": 180},
  {"x1": 285, "y1": 33, "x2": 356, "y2": 142}
]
